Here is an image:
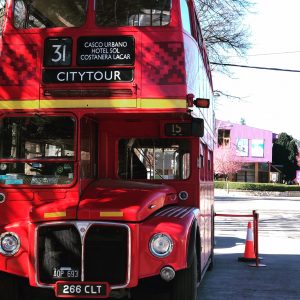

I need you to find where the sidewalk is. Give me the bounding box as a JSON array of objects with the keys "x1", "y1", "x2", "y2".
[{"x1": 215, "y1": 188, "x2": 300, "y2": 198}]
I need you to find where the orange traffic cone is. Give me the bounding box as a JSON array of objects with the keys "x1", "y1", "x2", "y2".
[{"x1": 238, "y1": 222, "x2": 256, "y2": 262}]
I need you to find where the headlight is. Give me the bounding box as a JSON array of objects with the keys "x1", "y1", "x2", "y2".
[
  {"x1": 149, "y1": 233, "x2": 173, "y2": 258},
  {"x1": 0, "y1": 232, "x2": 20, "y2": 256}
]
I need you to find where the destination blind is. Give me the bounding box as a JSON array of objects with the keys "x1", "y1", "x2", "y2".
[{"x1": 77, "y1": 36, "x2": 134, "y2": 66}]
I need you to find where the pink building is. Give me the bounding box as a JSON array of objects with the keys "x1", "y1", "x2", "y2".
[{"x1": 216, "y1": 120, "x2": 273, "y2": 182}]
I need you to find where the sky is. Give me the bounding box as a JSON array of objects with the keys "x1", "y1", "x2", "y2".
[{"x1": 213, "y1": 0, "x2": 300, "y2": 140}]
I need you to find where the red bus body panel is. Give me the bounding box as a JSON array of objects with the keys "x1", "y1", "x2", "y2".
[{"x1": 0, "y1": 0, "x2": 214, "y2": 296}]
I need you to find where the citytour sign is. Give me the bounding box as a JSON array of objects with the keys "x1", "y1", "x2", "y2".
[{"x1": 42, "y1": 68, "x2": 133, "y2": 84}]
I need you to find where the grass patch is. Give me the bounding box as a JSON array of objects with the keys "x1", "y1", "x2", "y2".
[{"x1": 214, "y1": 181, "x2": 300, "y2": 191}]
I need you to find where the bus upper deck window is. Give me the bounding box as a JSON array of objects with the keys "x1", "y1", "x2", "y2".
[
  {"x1": 13, "y1": 0, "x2": 87, "y2": 29},
  {"x1": 95, "y1": 0, "x2": 171, "y2": 27},
  {"x1": 0, "y1": 0, "x2": 6, "y2": 34}
]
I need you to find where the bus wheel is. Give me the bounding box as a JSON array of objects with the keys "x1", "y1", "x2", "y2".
[
  {"x1": 170, "y1": 247, "x2": 198, "y2": 300},
  {"x1": 0, "y1": 272, "x2": 20, "y2": 300},
  {"x1": 130, "y1": 277, "x2": 168, "y2": 300}
]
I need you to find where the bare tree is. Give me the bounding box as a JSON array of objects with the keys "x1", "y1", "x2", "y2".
[{"x1": 196, "y1": 0, "x2": 254, "y2": 66}]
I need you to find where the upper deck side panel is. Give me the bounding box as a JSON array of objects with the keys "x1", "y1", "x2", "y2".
[
  {"x1": 184, "y1": 32, "x2": 214, "y2": 145},
  {"x1": 140, "y1": 29, "x2": 186, "y2": 102},
  {"x1": 178, "y1": 0, "x2": 214, "y2": 147}
]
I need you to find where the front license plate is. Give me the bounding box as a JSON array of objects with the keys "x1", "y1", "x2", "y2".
[{"x1": 55, "y1": 281, "x2": 110, "y2": 298}]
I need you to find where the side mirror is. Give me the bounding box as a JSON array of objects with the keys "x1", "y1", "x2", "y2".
[{"x1": 193, "y1": 98, "x2": 210, "y2": 108}]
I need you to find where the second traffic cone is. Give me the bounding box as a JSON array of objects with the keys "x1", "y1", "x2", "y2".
[{"x1": 238, "y1": 222, "x2": 256, "y2": 262}]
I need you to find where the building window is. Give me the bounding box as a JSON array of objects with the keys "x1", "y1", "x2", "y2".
[
  {"x1": 251, "y1": 139, "x2": 264, "y2": 157},
  {"x1": 218, "y1": 129, "x2": 230, "y2": 146},
  {"x1": 236, "y1": 138, "x2": 249, "y2": 157}
]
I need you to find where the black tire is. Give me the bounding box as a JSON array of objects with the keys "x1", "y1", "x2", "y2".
[
  {"x1": 0, "y1": 272, "x2": 20, "y2": 300},
  {"x1": 170, "y1": 247, "x2": 198, "y2": 300},
  {"x1": 130, "y1": 276, "x2": 168, "y2": 300}
]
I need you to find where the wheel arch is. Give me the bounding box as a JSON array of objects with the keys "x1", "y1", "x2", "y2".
[{"x1": 187, "y1": 218, "x2": 201, "y2": 282}]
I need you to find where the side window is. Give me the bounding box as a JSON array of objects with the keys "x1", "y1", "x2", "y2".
[
  {"x1": 208, "y1": 150, "x2": 212, "y2": 180},
  {"x1": 199, "y1": 142, "x2": 204, "y2": 168},
  {"x1": 80, "y1": 118, "x2": 97, "y2": 179},
  {"x1": 180, "y1": 0, "x2": 191, "y2": 34},
  {"x1": 195, "y1": 13, "x2": 203, "y2": 50},
  {"x1": 182, "y1": 152, "x2": 190, "y2": 179},
  {"x1": 0, "y1": 0, "x2": 6, "y2": 34},
  {"x1": 199, "y1": 142, "x2": 204, "y2": 180}
]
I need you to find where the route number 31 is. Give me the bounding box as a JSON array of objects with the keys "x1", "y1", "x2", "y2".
[
  {"x1": 44, "y1": 37, "x2": 72, "y2": 66},
  {"x1": 51, "y1": 44, "x2": 67, "y2": 63}
]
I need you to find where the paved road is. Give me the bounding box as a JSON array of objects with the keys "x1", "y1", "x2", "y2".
[{"x1": 197, "y1": 195, "x2": 300, "y2": 299}]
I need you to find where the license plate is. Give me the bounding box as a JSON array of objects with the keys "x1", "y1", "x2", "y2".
[
  {"x1": 55, "y1": 281, "x2": 110, "y2": 298},
  {"x1": 53, "y1": 267, "x2": 80, "y2": 279}
]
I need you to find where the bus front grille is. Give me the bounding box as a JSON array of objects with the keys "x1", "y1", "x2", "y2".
[{"x1": 37, "y1": 222, "x2": 130, "y2": 287}]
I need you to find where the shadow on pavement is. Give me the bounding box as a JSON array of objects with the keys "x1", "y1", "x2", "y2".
[
  {"x1": 199, "y1": 236, "x2": 300, "y2": 300},
  {"x1": 215, "y1": 236, "x2": 245, "y2": 249}
]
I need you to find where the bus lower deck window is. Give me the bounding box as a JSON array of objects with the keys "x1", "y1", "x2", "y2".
[
  {"x1": 0, "y1": 116, "x2": 75, "y2": 186},
  {"x1": 118, "y1": 138, "x2": 190, "y2": 180}
]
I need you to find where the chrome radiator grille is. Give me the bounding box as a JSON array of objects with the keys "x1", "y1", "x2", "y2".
[{"x1": 36, "y1": 222, "x2": 130, "y2": 288}]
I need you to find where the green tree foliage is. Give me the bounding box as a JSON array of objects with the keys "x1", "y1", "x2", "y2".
[
  {"x1": 240, "y1": 118, "x2": 246, "y2": 125},
  {"x1": 272, "y1": 133, "x2": 298, "y2": 181}
]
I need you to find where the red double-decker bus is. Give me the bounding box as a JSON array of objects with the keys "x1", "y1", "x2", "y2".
[{"x1": 0, "y1": 0, "x2": 215, "y2": 299}]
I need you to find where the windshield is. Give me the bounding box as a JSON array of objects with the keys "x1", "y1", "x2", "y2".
[
  {"x1": 0, "y1": 116, "x2": 75, "y2": 185},
  {"x1": 13, "y1": 0, "x2": 87, "y2": 28},
  {"x1": 118, "y1": 138, "x2": 190, "y2": 180},
  {"x1": 95, "y1": 0, "x2": 171, "y2": 27}
]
